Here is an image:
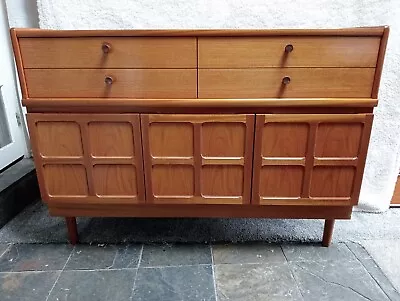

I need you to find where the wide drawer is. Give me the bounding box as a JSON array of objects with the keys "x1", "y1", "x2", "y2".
[
  {"x1": 198, "y1": 36, "x2": 380, "y2": 68},
  {"x1": 198, "y1": 68, "x2": 375, "y2": 98},
  {"x1": 25, "y1": 69, "x2": 197, "y2": 98},
  {"x1": 19, "y1": 37, "x2": 197, "y2": 68}
]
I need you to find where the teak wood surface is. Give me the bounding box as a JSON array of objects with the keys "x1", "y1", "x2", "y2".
[{"x1": 11, "y1": 27, "x2": 389, "y2": 246}]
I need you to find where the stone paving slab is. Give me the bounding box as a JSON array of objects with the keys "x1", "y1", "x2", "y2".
[
  {"x1": 212, "y1": 243, "x2": 286, "y2": 265},
  {"x1": 0, "y1": 271, "x2": 60, "y2": 301},
  {"x1": 0, "y1": 242, "x2": 397, "y2": 301},
  {"x1": 65, "y1": 244, "x2": 141, "y2": 270},
  {"x1": 358, "y1": 240, "x2": 400, "y2": 293},
  {"x1": 133, "y1": 265, "x2": 215, "y2": 301},
  {"x1": 140, "y1": 243, "x2": 211, "y2": 267}
]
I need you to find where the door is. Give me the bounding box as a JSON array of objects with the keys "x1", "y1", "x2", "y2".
[
  {"x1": 252, "y1": 114, "x2": 373, "y2": 206},
  {"x1": 27, "y1": 113, "x2": 145, "y2": 204},
  {"x1": 0, "y1": 3, "x2": 25, "y2": 170},
  {"x1": 141, "y1": 114, "x2": 255, "y2": 204}
]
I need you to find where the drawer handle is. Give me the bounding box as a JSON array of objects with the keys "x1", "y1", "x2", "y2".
[
  {"x1": 282, "y1": 76, "x2": 291, "y2": 85},
  {"x1": 102, "y1": 42, "x2": 111, "y2": 54},
  {"x1": 284, "y1": 44, "x2": 294, "y2": 53},
  {"x1": 104, "y1": 76, "x2": 114, "y2": 85}
]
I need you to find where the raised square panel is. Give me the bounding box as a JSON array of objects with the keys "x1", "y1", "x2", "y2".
[
  {"x1": 43, "y1": 164, "x2": 88, "y2": 196},
  {"x1": 262, "y1": 123, "x2": 309, "y2": 157},
  {"x1": 152, "y1": 165, "x2": 194, "y2": 196},
  {"x1": 89, "y1": 122, "x2": 134, "y2": 157},
  {"x1": 315, "y1": 123, "x2": 363, "y2": 157},
  {"x1": 93, "y1": 165, "x2": 137, "y2": 197},
  {"x1": 202, "y1": 123, "x2": 246, "y2": 157},
  {"x1": 259, "y1": 166, "x2": 304, "y2": 198},
  {"x1": 201, "y1": 166, "x2": 244, "y2": 196},
  {"x1": 36, "y1": 121, "x2": 82, "y2": 157},
  {"x1": 149, "y1": 123, "x2": 193, "y2": 157},
  {"x1": 310, "y1": 166, "x2": 355, "y2": 197}
]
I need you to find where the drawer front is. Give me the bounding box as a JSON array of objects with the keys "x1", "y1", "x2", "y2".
[
  {"x1": 19, "y1": 37, "x2": 197, "y2": 68},
  {"x1": 198, "y1": 68, "x2": 375, "y2": 98},
  {"x1": 198, "y1": 37, "x2": 380, "y2": 68},
  {"x1": 252, "y1": 113, "x2": 373, "y2": 206},
  {"x1": 25, "y1": 69, "x2": 197, "y2": 98}
]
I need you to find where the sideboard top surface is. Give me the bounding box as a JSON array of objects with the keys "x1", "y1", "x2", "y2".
[{"x1": 11, "y1": 26, "x2": 387, "y2": 37}]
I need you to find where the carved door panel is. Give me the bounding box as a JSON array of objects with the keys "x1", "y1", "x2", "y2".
[
  {"x1": 252, "y1": 114, "x2": 373, "y2": 205},
  {"x1": 141, "y1": 114, "x2": 255, "y2": 204},
  {"x1": 27, "y1": 114, "x2": 145, "y2": 204}
]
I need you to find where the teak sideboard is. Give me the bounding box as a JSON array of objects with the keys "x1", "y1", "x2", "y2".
[{"x1": 11, "y1": 27, "x2": 389, "y2": 246}]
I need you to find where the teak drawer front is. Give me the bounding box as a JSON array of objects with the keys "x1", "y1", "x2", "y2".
[
  {"x1": 198, "y1": 68, "x2": 375, "y2": 98},
  {"x1": 19, "y1": 37, "x2": 197, "y2": 68},
  {"x1": 252, "y1": 113, "x2": 373, "y2": 206},
  {"x1": 198, "y1": 37, "x2": 380, "y2": 68},
  {"x1": 25, "y1": 69, "x2": 197, "y2": 98},
  {"x1": 141, "y1": 114, "x2": 255, "y2": 205}
]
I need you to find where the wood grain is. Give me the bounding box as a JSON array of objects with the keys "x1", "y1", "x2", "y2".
[
  {"x1": 259, "y1": 166, "x2": 304, "y2": 199},
  {"x1": 93, "y1": 165, "x2": 138, "y2": 197},
  {"x1": 13, "y1": 27, "x2": 386, "y2": 38},
  {"x1": 27, "y1": 113, "x2": 145, "y2": 204},
  {"x1": 36, "y1": 121, "x2": 83, "y2": 157},
  {"x1": 88, "y1": 122, "x2": 135, "y2": 157},
  {"x1": 202, "y1": 122, "x2": 246, "y2": 157},
  {"x1": 315, "y1": 123, "x2": 363, "y2": 157},
  {"x1": 199, "y1": 37, "x2": 380, "y2": 68},
  {"x1": 25, "y1": 69, "x2": 197, "y2": 98},
  {"x1": 372, "y1": 26, "x2": 390, "y2": 98},
  {"x1": 48, "y1": 203, "x2": 353, "y2": 219},
  {"x1": 262, "y1": 122, "x2": 309, "y2": 157},
  {"x1": 43, "y1": 164, "x2": 88, "y2": 197},
  {"x1": 202, "y1": 165, "x2": 244, "y2": 196},
  {"x1": 198, "y1": 68, "x2": 375, "y2": 98},
  {"x1": 152, "y1": 165, "x2": 194, "y2": 196},
  {"x1": 142, "y1": 114, "x2": 254, "y2": 204},
  {"x1": 19, "y1": 37, "x2": 197, "y2": 68},
  {"x1": 310, "y1": 166, "x2": 356, "y2": 197},
  {"x1": 252, "y1": 113, "x2": 371, "y2": 205},
  {"x1": 10, "y1": 28, "x2": 28, "y2": 99}
]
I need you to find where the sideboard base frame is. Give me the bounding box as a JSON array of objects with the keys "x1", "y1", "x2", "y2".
[{"x1": 53, "y1": 205, "x2": 352, "y2": 247}]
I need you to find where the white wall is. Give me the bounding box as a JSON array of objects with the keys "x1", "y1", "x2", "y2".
[
  {"x1": 5, "y1": 0, "x2": 39, "y2": 28},
  {"x1": 3, "y1": 0, "x2": 39, "y2": 157}
]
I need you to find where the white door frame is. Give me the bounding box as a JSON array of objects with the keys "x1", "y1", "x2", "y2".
[{"x1": 0, "y1": 1, "x2": 28, "y2": 170}]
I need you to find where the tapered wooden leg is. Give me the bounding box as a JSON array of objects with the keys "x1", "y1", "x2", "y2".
[
  {"x1": 66, "y1": 217, "x2": 78, "y2": 245},
  {"x1": 322, "y1": 219, "x2": 335, "y2": 247}
]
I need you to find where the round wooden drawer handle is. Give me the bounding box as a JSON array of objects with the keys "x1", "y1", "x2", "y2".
[
  {"x1": 104, "y1": 76, "x2": 114, "y2": 85},
  {"x1": 102, "y1": 42, "x2": 111, "y2": 54},
  {"x1": 284, "y1": 44, "x2": 294, "y2": 53},
  {"x1": 282, "y1": 76, "x2": 291, "y2": 85}
]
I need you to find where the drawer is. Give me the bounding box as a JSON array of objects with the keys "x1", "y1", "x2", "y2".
[
  {"x1": 19, "y1": 37, "x2": 197, "y2": 68},
  {"x1": 198, "y1": 37, "x2": 380, "y2": 68},
  {"x1": 198, "y1": 68, "x2": 375, "y2": 98},
  {"x1": 25, "y1": 69, "x2": 197, "y2": 98}
]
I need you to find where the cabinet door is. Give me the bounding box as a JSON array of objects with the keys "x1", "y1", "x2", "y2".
[
  {"x1": 252, "y1": 114, "x2": 373, "y2": 206},
  {"x1": 27, "y1": 114, "x2": 145, "y2": 204},
  {"x1": 141, "y1": 114, "x2": 254, "y2": 204}
]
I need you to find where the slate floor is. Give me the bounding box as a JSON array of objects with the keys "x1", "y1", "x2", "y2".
[{"x1": 0, "y1": 242, "x2": 398, "y2": 301}]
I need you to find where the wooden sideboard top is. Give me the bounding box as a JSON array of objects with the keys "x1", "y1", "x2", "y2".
[{"x1": 11, "y1": 26, "x2": 387, "y2": 37}]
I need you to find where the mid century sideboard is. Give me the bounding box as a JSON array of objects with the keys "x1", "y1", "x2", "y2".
[{"x1": 11, "y1": 26, "x2": 389, "y2": 246}]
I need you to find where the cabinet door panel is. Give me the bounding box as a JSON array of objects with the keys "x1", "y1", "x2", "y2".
[
  {"x1": 252, "y1": 114, "x2": 373, "y2": 205},
  {"x1": 142, "y1": 114, "x2": 254, "y2": 204},
  {"x1": 27, "y1": 113, "x2": 145, "y2": 204}
]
